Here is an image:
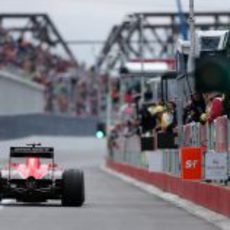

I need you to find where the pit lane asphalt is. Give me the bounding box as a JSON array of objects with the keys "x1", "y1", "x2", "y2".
[{"x1": 0, "y1": 136, "x2": 218, "y2": 230}]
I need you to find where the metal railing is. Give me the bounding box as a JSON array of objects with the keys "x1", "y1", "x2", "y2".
[{"x1": 109, "y1": 115, "x2": 230, "y2": 182}]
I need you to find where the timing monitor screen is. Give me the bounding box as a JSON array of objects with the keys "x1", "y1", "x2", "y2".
[{"x1": 201, "y1": 36, "x2": 220, "y2": 51}]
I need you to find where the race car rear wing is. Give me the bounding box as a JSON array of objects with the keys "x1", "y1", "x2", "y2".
[{"x1": 10, "y1": 147, "x2": 54, "y2": 158}]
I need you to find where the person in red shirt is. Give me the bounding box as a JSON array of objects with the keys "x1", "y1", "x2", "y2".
[
  {"x1": 206, "y1": 93, "x2": 223, "y2": 123},
  {"x1": 124, "y1": 90, "x2": 133, "y2": 104}
]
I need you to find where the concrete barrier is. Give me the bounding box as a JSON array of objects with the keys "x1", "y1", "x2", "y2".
[
  {"x1": 0, "y1": 114, "x2": 98, "y2": 139},
  {"x1": 0, "y1": 70, "x2": 45, "y2": 115},
  {"x1": 107, "y1": 159, "x2": 230, "y2": 218}
]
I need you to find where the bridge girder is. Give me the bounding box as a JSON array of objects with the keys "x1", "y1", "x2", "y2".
[
  {"x1": 0, "y1": 13, "x2": 77, "y2": 66},
  {"x1": 96, "y1": 11, "x2": 230, "y2": 73}
]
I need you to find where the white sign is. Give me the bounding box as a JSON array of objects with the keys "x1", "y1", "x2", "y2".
[
  {"x1": 205, "y1": 152, "x2": 228, "y2": 180},
  {"x1": 146, "y1": 150, "x2": 164, "y2": 172}
]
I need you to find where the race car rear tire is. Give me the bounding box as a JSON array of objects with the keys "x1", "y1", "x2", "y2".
[
  {"x1": 62, "y1": 169, "x2": 85, "y2": 207},
  {"x1": 0, "y1": 176, "x2": 2, "y2": 202}
]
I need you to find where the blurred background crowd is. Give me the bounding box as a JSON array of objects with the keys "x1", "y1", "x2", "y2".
[
  {"x1": 108, "y1": 79, "x2": 226, "y2": 142},
  {"x1": 0, "y1": 24, "x2": 226, "y2": 123},
  {"x1": 0, "y1": 23, "x2": 100, "y2": 116}
]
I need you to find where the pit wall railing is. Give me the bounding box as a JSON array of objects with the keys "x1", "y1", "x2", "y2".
[{"x1": 109, "y1": 115, "x2": 230, "y2": 181}]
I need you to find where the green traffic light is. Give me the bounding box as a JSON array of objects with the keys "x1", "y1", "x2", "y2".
[{"x1": 96, "y1": 131, "x2": 105, "y2": 139}]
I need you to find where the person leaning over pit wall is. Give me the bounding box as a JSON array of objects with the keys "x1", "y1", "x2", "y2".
[
  {"x1": 156, "y1": 103, "x2": 176, "y2": 133},
  {"x1": 164, "y1": 101, "x2": 177, "y2": 132},
  {"x1": 154, "y1": 105, "x2": 166, "y2": 132},
  {"x1": 139, "y1": 103, "x2": 157, "y2": 134},
  {"x1": 200, "y1": 93, "x2": 224, "y2": 124},
  {"x1": 183, "y1": 93, "x2": 206, "y2": 124}
]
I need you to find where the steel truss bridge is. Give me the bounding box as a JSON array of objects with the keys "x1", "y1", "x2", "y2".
[
  {"x1": 96, "y1": 11, "x2": 230, "y2": 73},
  {"x1": 0, "y1": 13, "x2": 77, "y2": 65}
]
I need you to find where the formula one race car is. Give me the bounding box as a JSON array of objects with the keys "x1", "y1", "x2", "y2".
[{"x1": 0, "y1": 144, "x2": 85, "y2": 207}]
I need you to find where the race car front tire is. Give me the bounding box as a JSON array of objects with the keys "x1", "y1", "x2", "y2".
[{"x1": 62, "y1": 169, "x2": 85, "y2": 207}]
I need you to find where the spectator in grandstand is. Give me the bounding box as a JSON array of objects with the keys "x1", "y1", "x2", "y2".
[
  {"x1": 89, "y1": 85, "x2": 98, "y2": 116},
  {"x1": 124, "y1": 89, "x2": 133, "y2": 104},
  {"x1": 76, "y1": 97, "x2": 85, "y2": 116},
  {"x1": 44, "y1": 81, "x2": 54, "y2": 113},
  {"x1": 0, "y1": 26, "x2": 96, "y2": 116},
  {"x1": 111, "y1": 84, "x2": 120, "y2": 112},
  {"x1": 111, "y1": 84, "x2": 119, "y2": 104},
  {"x1": 183, "y1": 92, "x2": 206, "y2": 124}
]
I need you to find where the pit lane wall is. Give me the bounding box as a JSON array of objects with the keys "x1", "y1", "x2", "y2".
[
  {"x1": 107, "y1": 116, "x2": 230, "y2": 217},
  {"x1": 0, "y1": 70, "x2": 45, "y2": 115}
]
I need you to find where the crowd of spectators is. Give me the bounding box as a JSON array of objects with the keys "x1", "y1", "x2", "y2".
[
  {"x1": 183, "y1": 92, "x2": 224, "y2": 124},
  {"x1": 0, "y1": 26, "x2": 73, "y2": 82},
  {"x1": 109, "y1": 86, "x2": 226, "y2": 141},
  {"x1": 139, "y1": 91, "x2": 224, "y2": 136},
  {"x1": 139, "y1": 100, "x2": 177, "y2": 135},
  {"x1": 107, "y1": 78, "x2": 229, "y2": 156},
  {"x1": 0, "y1": 24, "x2": 85, "y2": 115},
  {"x1": 75, "y1": 68, "x2": 99, "y2": 117}
]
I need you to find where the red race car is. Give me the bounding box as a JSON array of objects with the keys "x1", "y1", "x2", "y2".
[{"x1": 0, "y1": 144, "x2": 85, "y2": 207}]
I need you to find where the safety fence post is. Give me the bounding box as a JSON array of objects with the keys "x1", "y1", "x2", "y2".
[
  {"x1": 207, "y1": 122, "x2": 215, "y2": 150},
  {"x1": 183, "y1": 124, "x2": 191, "y2": 146},
  {"x1": 110, "y1": 115, "x2": 230, "y2": 183},
  {"x1": 215, "y1": 116, "x2": 228, "y2": 152},
  {"x1": 199, "y1": 123, "x2": 207, "y2": 148}
]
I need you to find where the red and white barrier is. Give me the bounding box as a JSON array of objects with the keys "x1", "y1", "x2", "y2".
[
  {"x1": 107, "y1": 159, "x2": 230, "y2": 218},
  {"x1": 108, "y1": 115, "x2": 230, "y2": 217},
  {"x1": 214, "y1": 116, "x2": 228, "y2": 152}
]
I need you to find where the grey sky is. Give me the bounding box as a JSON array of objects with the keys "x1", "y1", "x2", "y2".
[{"x1": 0, "y1": 0, "x2": 229, "y2": 65}]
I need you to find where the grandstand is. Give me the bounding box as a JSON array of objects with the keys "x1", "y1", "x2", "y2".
[{"x1": 0, "y1": 13, "x2": 99, "y2": 116}]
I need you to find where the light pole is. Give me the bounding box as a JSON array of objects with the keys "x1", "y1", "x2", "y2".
[
  {"x1": 177, "y1": 0, "x2": 195, "y2": 147},
  {"x1": 106, "y1": 55, "x2": 114, "y2": 135},
  {"x1": 139, "y1": 14, "x2": 145, "y2": 103},
  {"x1": 188, "y1": 0, "x2": 196, "y2": 74}
]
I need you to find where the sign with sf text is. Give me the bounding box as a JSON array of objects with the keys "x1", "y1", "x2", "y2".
[{"x1": 180, "y1": 147, "x2": 203, "y2": 180}]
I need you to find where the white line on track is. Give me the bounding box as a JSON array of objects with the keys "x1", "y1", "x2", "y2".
[
  {"x1": 0, "y1": 199, "x2": 15, "y2": 209},
  {"x1": 1, "y1": 199, "x2": 15, "y2": 205},
  {"x1": 101, "y1": 165, "x2": 230, "y2": 230}
]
